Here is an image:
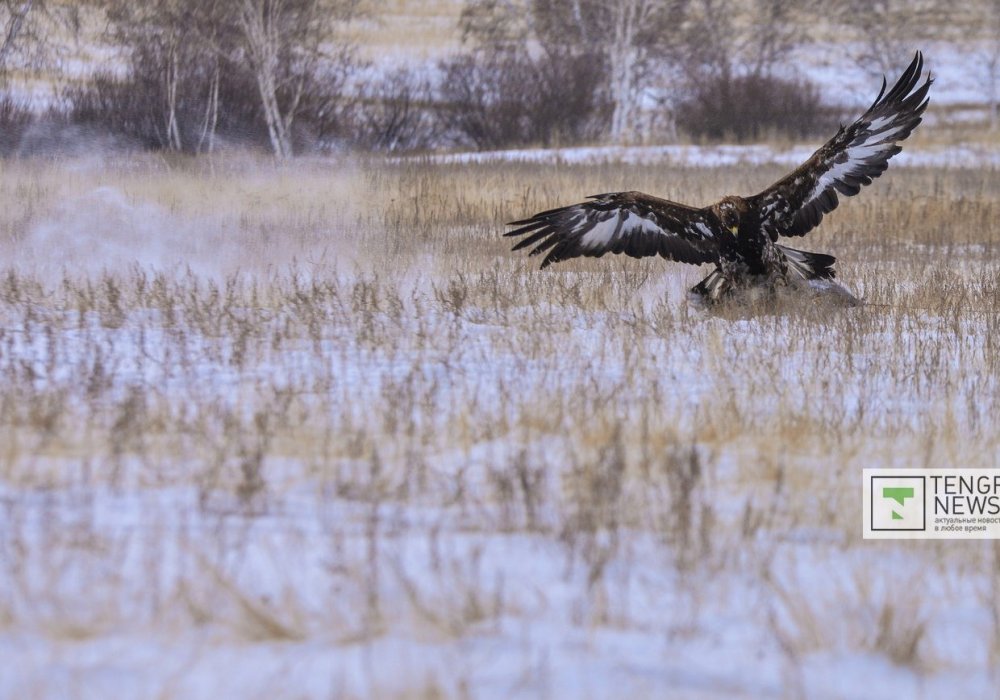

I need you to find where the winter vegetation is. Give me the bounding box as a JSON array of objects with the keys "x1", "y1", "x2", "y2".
[
  {"x1": 1, "y1": 1, "x2": 1000, "y2": 698},
  {"x1": 2, "y1": 0, "x2": 1000, "y2": 156},
  {"x1": 2, "y1": 154, "x2": 1000, "y2": 698}
]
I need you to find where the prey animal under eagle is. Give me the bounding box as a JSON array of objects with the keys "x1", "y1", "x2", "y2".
[{"x1": 506, "y1": 52, "x2": 932, "y2": 301}]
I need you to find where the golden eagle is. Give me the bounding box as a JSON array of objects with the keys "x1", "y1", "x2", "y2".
[{"x1": 505, "y1": 52, "x2": 932, "y2": 301}]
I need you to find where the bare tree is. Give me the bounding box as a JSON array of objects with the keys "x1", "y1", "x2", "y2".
[
  {"x1": 91, "y1": 0, "x2": 360, "y2": 156},
  {"x1": 1, "y1": 0, "x2": 82, "y2": 81},
  {"x1": 535, "y1": 0, "x2": 689, "y2": 144},
  {"x1": 236, "y1": 0, "x2": 296, "y2": 157},
  {"x1": 230, "y1": 0, "x2": 360, "y2": 158},
  {"x1": 102, "y1": 0, "x2": 220, "y2": 152},
  {"x1": 671, "y1": 0, "x2": 805, "y2": 82},
  {"x1": 604, "y1": 0, "x2": 685, "y2": 143},
  {"x1": 456, "y1": 0, "x2": 686, "y2": 144}
]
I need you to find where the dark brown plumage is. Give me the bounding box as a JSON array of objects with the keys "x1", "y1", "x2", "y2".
[{"x1": 505, "y1": 52, "x2": 933, "y2": 301}]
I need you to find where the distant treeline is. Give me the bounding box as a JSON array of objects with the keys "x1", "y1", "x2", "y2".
[{"x1": 1, "y1": 0, "x2": 996, "y2": 157}]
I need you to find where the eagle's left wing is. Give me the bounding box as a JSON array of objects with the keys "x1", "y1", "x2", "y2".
[
  {"x1": 750, "y1": 51, "x2": 932, "y2": 239},
  {"x1": 505, "y1": 191, "x2": 720, "y2": 268}
]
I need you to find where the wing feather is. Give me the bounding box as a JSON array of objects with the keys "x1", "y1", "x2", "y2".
[
  {"x1": 751, "y1": 51, "x2": 932, "y2": 239},
  {"x1": 506, "y1": 191, "x2": 719, "y2": 268}
]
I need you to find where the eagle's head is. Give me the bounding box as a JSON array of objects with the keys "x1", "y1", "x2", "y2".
[{"x1": 713, "y1": 196, "x2": 750, "y2": 236}]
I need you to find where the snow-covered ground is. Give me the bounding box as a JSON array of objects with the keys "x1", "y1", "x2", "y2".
[
  {"x1": 1, "y1": 155, "x2": 999, "y2": 697},
  {"x1": 422, "y1": 142, "x2": 1000, "y2": 169},
  {"x1": 1, "y1": 293, "x2": 998, "y2": 699},
  {"x1": 0, "y1": 484, "x2": 995, "y2": 699}
]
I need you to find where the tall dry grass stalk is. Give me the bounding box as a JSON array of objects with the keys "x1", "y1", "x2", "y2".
[{"x1": 0, "y1": 154, "x2": 998, "y2": 696}]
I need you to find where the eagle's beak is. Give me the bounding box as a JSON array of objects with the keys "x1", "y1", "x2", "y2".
[{"x1": 728, "y1": 224, "x2": 739, "y2": 236}]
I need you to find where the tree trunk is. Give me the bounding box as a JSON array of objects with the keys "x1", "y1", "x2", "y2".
[
  {"x1": 165, "y1": 44, "x2": 183, "y2": 151},
  {"x1": 608, "y1": 49, "x2": 638, "y2": 144},
  {"x1": 238, "y1": 0, "x2": 294, "y2": 158},
  {"x1": 607, "y1": 0, "x2": 648, "y2": 144},
  {"x1": 198, "y1": 60, "x2": 220, "y2": 153}
]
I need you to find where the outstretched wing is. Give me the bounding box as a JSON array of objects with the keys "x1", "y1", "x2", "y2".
[
  {"x1": 505, "y1": 191, "x2": 720, "y2": 268},
  {"x1": 751, "y1": 51, "x2": 932, "y2": 239}
]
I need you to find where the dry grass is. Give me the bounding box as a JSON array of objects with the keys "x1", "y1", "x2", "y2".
[{"x1": 1, "y1": 153, "x2": 999, "y2": 697}]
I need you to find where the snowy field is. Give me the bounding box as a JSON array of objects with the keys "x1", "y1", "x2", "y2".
[
  {"x1": 423, "y1": 141, "x2": 1000, "y2": 169},
  {"x1": 1, "y1": 153, "x2": 1000, "y2": 698}
]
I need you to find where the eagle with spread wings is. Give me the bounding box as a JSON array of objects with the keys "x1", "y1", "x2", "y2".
[{"x1": 506, "y1": 52, "x2": 932, "y2": 301}]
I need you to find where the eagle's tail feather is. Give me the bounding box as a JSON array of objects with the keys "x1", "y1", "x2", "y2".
[
  {"x1": 777, "y1": 245, "x2": 836, "y2": 280},
  {"x1": 690, "y1": 269, "x2": 729, "y2": 300}
]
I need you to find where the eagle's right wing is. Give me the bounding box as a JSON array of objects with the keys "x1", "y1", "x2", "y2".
[{"x1": 506, "y1": 191, "x2": 720, "y2": 268}]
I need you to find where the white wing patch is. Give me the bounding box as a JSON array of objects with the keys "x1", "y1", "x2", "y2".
[
  {"x1": 693, "y1": 222, "x2": 714, "y2": 238},
  {"x1": 579, "y1": 215, "x2": 619, "y2": 249},
  {"x1": 867, "y1": 115, "x2": 895, "y2": 132},
  {"x1": 805, "y1": 126, "x2": 904, "y2": 206},
  {"x1": 580, "y1": 210, "x2": 662, "y2": 249},
  {"x1": 625, "y1": 211, "x2": 664, "y2": 234}
]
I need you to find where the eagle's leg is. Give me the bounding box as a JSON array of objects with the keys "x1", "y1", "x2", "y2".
[{"x1": 690, "y1": 259, "x2": 742, "y2": 301}]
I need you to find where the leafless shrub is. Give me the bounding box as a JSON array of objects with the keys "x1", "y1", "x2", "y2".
[
  {"x1": 437, "y1": 48, "x2": 610, "y2": 149},
  {"x1": 351, "y1": 67, "x2": 440, "y2": 152},
  {"x1": 676, "y1": 72, "x2": 840, "y2": 141},
  {"x1": 0, "y1": 92, "x2": 31, "y2": 155}
]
